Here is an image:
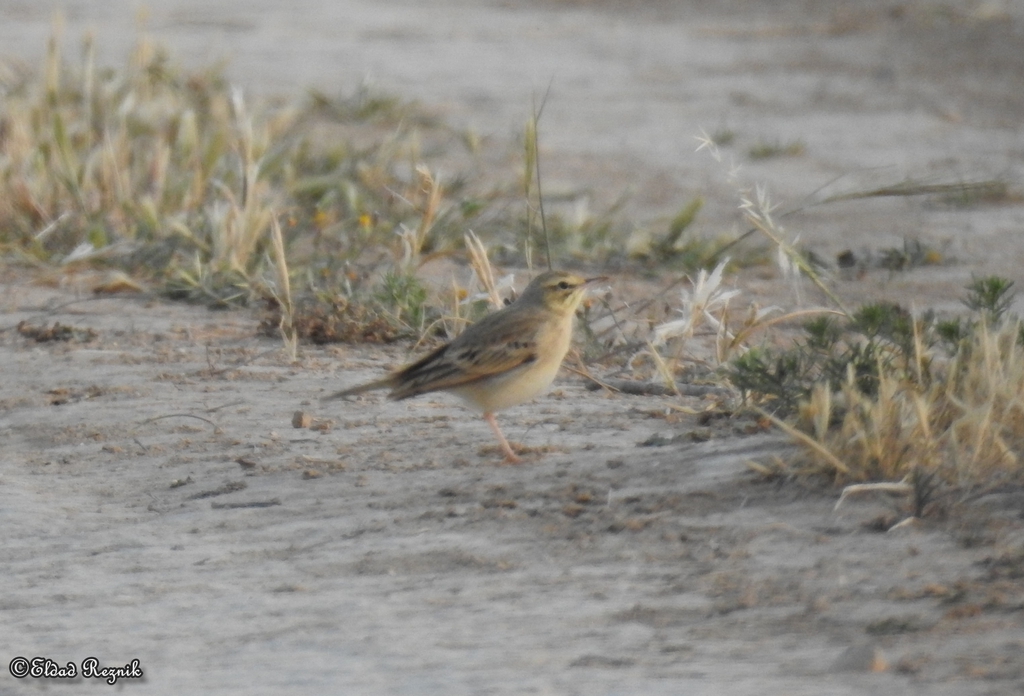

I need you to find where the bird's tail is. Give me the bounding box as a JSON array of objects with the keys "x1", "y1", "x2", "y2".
[{"x1": 321, "y1": 375, "x2": 393, "y2": 402}]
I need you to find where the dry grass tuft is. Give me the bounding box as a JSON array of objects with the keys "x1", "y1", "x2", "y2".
[
  {"x1": 0, "y1": 26, "x2": 541, "y2": 311},
  {"x1": 1, "y1": 28, "x2": 290, "y2": 279},
  {"x1": 689, "y1": 135, "x2": 1024, "y2": 515},
  {"x1": 778, "y1": 307, "x2": 1024, "y2": 516}
]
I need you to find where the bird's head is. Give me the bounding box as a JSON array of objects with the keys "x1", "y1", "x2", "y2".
[{"x1": 520, "y1": 270, "x2": 608, "y2": 316}]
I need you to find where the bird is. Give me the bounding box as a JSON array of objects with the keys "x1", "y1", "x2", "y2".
[{"x1": 324, "y1": 270, "x2": 607, "y2": 463}]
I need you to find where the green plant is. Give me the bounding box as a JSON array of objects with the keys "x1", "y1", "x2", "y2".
[
  {"x1": 727, "y1": 305, "x2": 915, "y2": 414},
  {"x1": 651, "y1": 197, "x2": 704, "y2": 259},
  {"x1": 878, "y1": 238, "x2": 944, "y2": 272},
  {"x1": 743, "y1": 277, "x2": 1024, "y2": 517},
  {"x1": 374, "y1": 271, "x2": 429, "y2": 332},
  {"x1": 748, "y1": 139, "x2": 805, "y2": 160},
  {"x1": 0, "y1": 28, "x2": 291, "y2": 287},
  {"x1": 1, "y1": 25, "x2": 558, "y2": 335},
  {"x1": 710, "y1": 128, "x2": 736, "y2": 147},
  {"x1": 690, "y1": 130, "x2": 1024, "y2": 517},
  {"x1": 964, "y1": 275, "x2": 1015, "y2": 323}
]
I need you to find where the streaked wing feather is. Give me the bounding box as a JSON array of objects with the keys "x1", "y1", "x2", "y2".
[{"x1": 389, "y1": 320, "x2": 539, "y2": 399}]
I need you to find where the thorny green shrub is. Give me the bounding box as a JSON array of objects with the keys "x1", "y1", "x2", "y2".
[
  {"x1": 730, "y1": 278, "x2": 1022, "y2": 419},
  {"x1": 740, "y1": 276, "x2": 1024, "y2": 514},
  {"x1": 728, "y1": 302, "x2": 922, "y2": 415}
]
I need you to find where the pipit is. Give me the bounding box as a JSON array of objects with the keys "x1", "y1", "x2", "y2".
[{"x1": 324, "y1": 270, "x2": 607, "y2": 463}]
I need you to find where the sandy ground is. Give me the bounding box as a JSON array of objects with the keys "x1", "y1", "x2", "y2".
[
  {"x1": 4, "y1": 279, "x2": 1024, "y2": 695},
  {"x1": 3, "y1": 0, "x2": 1024, "y2": 694}
]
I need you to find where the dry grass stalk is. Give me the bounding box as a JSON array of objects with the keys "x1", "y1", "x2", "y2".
[
  {"x1": 740, "y1": 186, "x2": 849, "y2": 315},
  {"x1": 269, "y1": 215, "x2": 297, "y2": 361},
  {"x1": 792, "y1": 322, "x2": 1024, "y2": 503},
  {"x1": 647, "y1": 258, "x2": 809, "y2": 379},
  {"x1": 395, "y1": 165, "x2": 444, "y2": 269},
  {"x1": 1, "y1": 24, "x2": 294, "y2": 283},
  {"x1": 464, "y1": 230, "x2": 504, "y2": 310}
]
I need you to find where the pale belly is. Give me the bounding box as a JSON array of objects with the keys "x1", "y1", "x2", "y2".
[{"x1": 449, "y1": 319, "x2": 572, "y2": 413}]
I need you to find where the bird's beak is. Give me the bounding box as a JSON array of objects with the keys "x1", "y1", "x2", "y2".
[{"x1": 583, "y1": 276, "x2": 610, "y2": 290}]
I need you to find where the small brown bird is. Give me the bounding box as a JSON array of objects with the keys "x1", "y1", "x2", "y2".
[{"x1": 324, "y1": 270, "x2": 607, "y2": 463}]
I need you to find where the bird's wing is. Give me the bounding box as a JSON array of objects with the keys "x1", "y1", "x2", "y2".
[{"x1": 388, "y1": 319, "x2": 539, "y2": 400}]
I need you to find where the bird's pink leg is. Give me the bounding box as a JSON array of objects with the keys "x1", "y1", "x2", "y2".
[{"x1": 484, "y1": 412, "x2": 522, "y2": 464}]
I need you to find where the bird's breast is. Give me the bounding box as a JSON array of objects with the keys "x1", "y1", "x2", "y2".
[{"x1": 452, "y1": 313, "x2": 574, "y2": 413}]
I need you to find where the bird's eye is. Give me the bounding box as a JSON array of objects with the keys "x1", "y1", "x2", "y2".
[{"x1": 557, "y1": 281, "x2": 570, "y2": 290}]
